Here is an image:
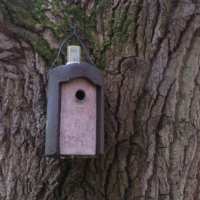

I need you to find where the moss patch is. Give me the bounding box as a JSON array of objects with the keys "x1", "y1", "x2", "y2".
[
  {"x1": 0, "y1": 0, "x2": 111, "y2": 69},
  {"x1": 32, "y1": 38, "x2": 56, "y2": 65}
]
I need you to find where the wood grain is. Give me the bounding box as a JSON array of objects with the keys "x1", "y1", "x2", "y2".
[{"x1": 60, "y1": 78, "x2": 97, "y2": 155}]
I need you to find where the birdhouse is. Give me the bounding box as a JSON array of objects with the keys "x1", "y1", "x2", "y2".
[{"x1": 45, "y1": 46, "x2": 104, "y2": 157}]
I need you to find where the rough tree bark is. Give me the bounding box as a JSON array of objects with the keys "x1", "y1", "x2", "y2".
[{"x1": 0, "y1": 0, "x2": 200, "y2": 200}]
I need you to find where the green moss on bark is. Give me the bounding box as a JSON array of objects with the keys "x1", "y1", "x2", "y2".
[
  {"x1": 32, "y1": 39, "x2": 56, "y2": 65},
  {"x1": 0, "y1": 0, "x2": 108, "y2": 69}
]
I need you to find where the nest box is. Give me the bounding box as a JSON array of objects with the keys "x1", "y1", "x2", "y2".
[{"x1": 45, "y1": 46, "x2": 104, "y2": 156}]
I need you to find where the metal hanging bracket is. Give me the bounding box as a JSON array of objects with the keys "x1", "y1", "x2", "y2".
[{"x1": 51, "y1": 25, "x2": 94, "y2": 68}]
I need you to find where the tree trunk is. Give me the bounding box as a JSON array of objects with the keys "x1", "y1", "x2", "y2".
[{"x1": 1, "y1": 0, "x2": 200, "y2": 200}]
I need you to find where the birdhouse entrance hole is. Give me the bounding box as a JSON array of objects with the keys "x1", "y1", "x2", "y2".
[{"x1": 75, "y1": 89, "x2": 85, "y2": 101}]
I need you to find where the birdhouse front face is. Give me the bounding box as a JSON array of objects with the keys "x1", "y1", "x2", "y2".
[
  {"x1": 45, "y1": 63, "x2": 104, "y2": 157},
  {"x1": 60, "y1": 78, "x2": 97, "y2": 155}
]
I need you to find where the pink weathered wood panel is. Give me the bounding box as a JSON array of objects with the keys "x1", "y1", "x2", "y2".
[{"x1": 60, "y1": 78, "x2": 96, "y2": 155}]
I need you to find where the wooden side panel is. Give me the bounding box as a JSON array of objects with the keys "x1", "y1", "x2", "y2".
[{"x1": 59, "y1": 78, "x2": 96, "y2": 155}]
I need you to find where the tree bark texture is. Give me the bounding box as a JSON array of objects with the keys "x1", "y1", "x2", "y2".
[{"x1": 0, "y1": 0, "x2": 200, "y2": 200}]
